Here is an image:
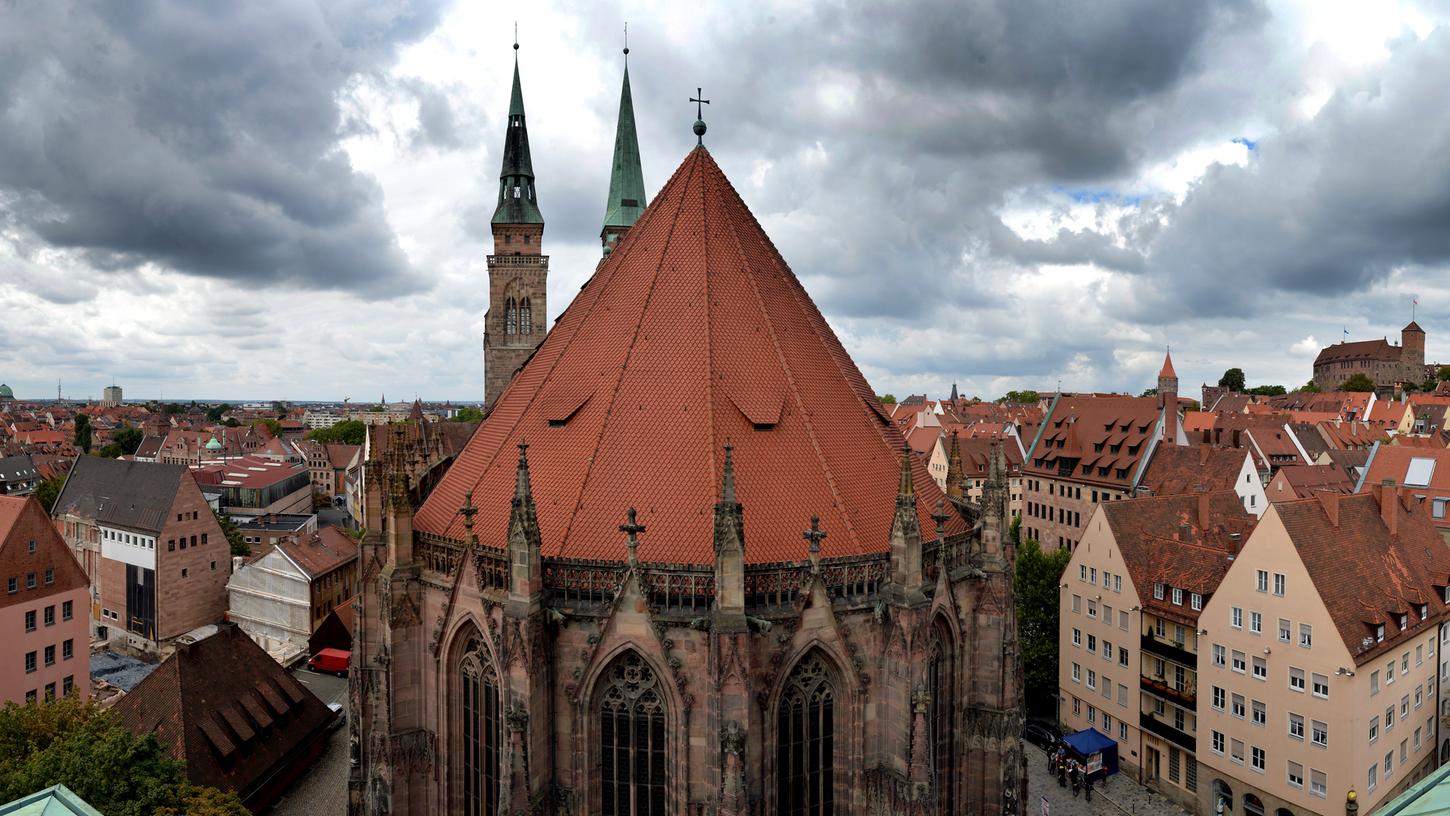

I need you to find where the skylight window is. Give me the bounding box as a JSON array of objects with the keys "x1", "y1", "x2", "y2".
[{"x1": 1405, "y1": 457, "x2": 1436, "y2": 487}]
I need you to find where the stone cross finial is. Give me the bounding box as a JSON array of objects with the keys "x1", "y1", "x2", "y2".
[
  {"x1": 690, "y1": 87, "x2": 710, "y2": 145},
  {"x1": 931, "y1": 498, "x2": 948, "y2": 541},
  {"x1": 803, "y1": 514, "x2": 826, "y2": 573},
  {"x1": 619, "y1": 506, "x2": 646, "y2": 567},
  {"x1": 460, "y1": 489, "x2": 478, "y2": 544}
]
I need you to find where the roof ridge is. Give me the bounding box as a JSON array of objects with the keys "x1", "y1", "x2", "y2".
[
  {"x1": 709, "y1": 153, "x2": 863, "y2": 552},
  {"x1": 555, "y1": 151, "x2": 703, "y2": 557}
]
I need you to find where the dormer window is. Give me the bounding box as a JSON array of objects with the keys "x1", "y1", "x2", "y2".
[
  {"x1": 1171, "y1": 588, "x2": 1183, "y2": 606},
  {"x1": 1191, "y1": 593, "x2": 1202, "y2": 610},
  {"x1": 1376, "y1": 624, "x2": 1386, "y2": 642},
  {"x1": 1153, "y1": 583, "x2": 1165, "y2": 600},
  {"x1": 1420, "y1": 604, "x2": 1428, "y2": 621},
  {"x1": 1399, "y1": 614, "x2": 1408, "y2": 631}
]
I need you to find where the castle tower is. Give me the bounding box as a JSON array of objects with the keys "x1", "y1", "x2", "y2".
[
  {"x1": 600, "y1": 46, "x2": 647, "y2": 256},
  {"x1": 1403, "y1": 320, "x2": 1426, "y2": 370},
  {"x1": 484, "y1": 42, "x2": 548, "y2": 410},
  {"x1": 1158, "y1": 349, "x2": 1179, "y2": 444}
]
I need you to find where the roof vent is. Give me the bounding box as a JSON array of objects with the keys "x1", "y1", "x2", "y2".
[{"x1": 752, "y1": 422, "x2": 776, "y2": 432}]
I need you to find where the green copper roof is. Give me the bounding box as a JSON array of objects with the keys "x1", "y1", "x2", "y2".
[
  {"x1": 0, "y1": 785, "x2": 105, "y2": 816},
  {"x1": 602, "y1": 63, "x2": 647, "y2": 239},
  {"x1": 1377, "y1": 759, "x2": 1450, "y2": 815},
  {"x1": 492, "y1": 55, "x2": 543, "y2": 225}
]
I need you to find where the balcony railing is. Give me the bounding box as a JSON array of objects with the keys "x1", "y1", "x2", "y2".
[
  {"x1": 1139, "y1": 712, "x2": 1195, "y2": 752},
  {"x1": 1140, "y1": 674, "x2": 1197, "y2": 707},
  {"x1": 1140, "y1": 633, "x2": 1196, "y2": 667}
]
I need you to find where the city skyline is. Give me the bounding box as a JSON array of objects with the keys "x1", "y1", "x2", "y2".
[{"x1": 2, "y1": 1, "x2": 1449, "y2": 401}]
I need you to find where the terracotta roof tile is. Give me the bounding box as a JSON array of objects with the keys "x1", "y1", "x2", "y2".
[
  {"x1": 414, "y1": 148, "x2": 960, "y2": 564},
  {"x1": 1138, "y1": 445, "x2": 1249, "y2": 497}
]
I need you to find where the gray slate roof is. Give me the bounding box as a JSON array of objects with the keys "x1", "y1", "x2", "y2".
[{"x1": 53, "y1": 457, "x2": 187, "y2": 534}]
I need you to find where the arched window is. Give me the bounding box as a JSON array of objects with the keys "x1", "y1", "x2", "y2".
[
  {"x1": 928, "y1": 623, "x2": 955, "y2": 813},
  {"x1": 598, "y1": 652, "x2": 666, "y2": 816},
  {"x1": 778, "y1": 652, "x2": 835, "y2": 816},
  {"x1": 504, "y1": 297, "x2": 518, "y2": 335},
  {"x1": 519, "y1": 297, "x2": 532, "y2": 335},
  {"x1": 1243, "y1": 793, "x2": 1265, "y2": 816},
  {"x1": 458, "y1": 639, "x2": 501, "y2": 816}
]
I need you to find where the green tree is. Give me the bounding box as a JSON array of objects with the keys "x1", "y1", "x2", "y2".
[
  {"x1": 1000, "y1": 390, "x2": 1041, "y2": 405},
  {"x1": 453, "y1": 407, "x2": 484, "y2": 423},
  {"x1": 878, "y1": 394, "x2": 897, "y2": 405},
  {"x1": 1246, "y1": 385, "x2": 1287, "y2": 396},
  {"x1": 1438, "y1": 366, "x2": 1450, "y2": 382},
  {"x1": 1140, "y1": 387, "x2": 1159, "y2": 398},
  {"x1": 308, "y1": 420, "x2": 368, "y2": 446},
  {"x1": 72, "y1": 414, "x2": 91, "y2": 454},
  {"x1": 32, "y1": 477, "x2": 65, "y2": 514},
  {"x1": 1302, "y1": 380, "x2": 1321, "y2": 393},
  {"x1": 153, "y1": 785, "x2": 251, "y2": 816},
  {"x1": 0, "y1": 696, "x2": 245, "y2": 816},
  {"x1": 1014, "y1": 537, "x2": 1072, "y2": 717},
  {"x1": 112, "y1": 426, "x2": 144, "y2": 455},
  {"x1": 204, "y1": 404, "x2": 233, "y2": 422},
  {"x1": 223, "y1": 417, "x2": 241, "y2": 427},
  {"x1": 162, "y1": 403, "x2": 186, "y2": 415},
  {"x1": 214, "y1": 510, "x2": 248, "y2": 557},
  {"x1": 252, "y1": 418, "x2": 281, "y2": 437},
  {"x1": 1218, "y1": 367, "x2": 1246, "y2": 391},
  {"x1": 1341, "y1": 373, "x2": 1376, "y2": 392}
]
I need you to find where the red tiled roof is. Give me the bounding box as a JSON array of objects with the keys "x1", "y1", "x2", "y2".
[
  {"x1": 1182, "y1": 411, "x2": 1217, "y2": 434},
  {"x1": 0, "y1": 495, "x2": 89, "y2": 611},
  {"x1": 1273, "y1": 491, "x2": 1450, "y2": 663},
  {"x1": 1269, "y1": 464, "x2": 1354, "y2": 499},
  {"x1": 1138, "y1": 445, "x2": 1248, "y2": 497},
  {"x1": 272, "y1": 526, "x2": 358, "y2": 579},
  {"x1": 413, "y1": 147, "x2": 961, "y2": 564},
  {"x1": 1025, "y1": 395, "x2": 1161, "y2": 488},
  {"x1": 1102, "y1": 492, "x2": 1255, "y2": 624},
  {"x1": 1158, "y1": 351, "x2": 1176, "y2": 379},
  {"x1": 1314, "y1": 339, "x2": 1401, "y2": 365},
  {"x1": 1360, "y1": 444, "x2": 1450, "y2": 492}
]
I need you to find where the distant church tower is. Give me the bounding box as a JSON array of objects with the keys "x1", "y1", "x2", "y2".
[
  {"x1": 600, "y1": 45, "x2": 647, "y2": 256},
  {"x1": 484, "y1": 42, "x2": 548, "y2": 410}
]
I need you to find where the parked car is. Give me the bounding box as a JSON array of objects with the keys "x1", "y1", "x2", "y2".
[
  {"x1": 307, "y1": 648, "x2": 351, "y2": 676},
  {"x1": 327, "y1": 702, "x2": 345, "y2": 731},
  {"x1": 1024, "y1": 720, "x2": 1061, "y2": 751}
]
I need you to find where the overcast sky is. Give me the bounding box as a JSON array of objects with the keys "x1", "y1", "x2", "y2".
[{"x1": 3, "y1": 0, "x2": 1449, "y2": 403}]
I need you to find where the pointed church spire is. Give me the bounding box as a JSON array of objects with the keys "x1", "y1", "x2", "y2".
[
  {"x1": 493, "y1": 40, "x2": 543, "y2": 225},
  {"x1": 714, "y1": 441, "x2": 746, "y2": 631},
  {"x1": 897, "y1": 443, "x2": 915, "y2": 504},
  {"x1": 507, "y1": 439, "x2": 543, "y2": 613},
  {"x1": 945, "y1": 430, "x2": 964, "y2": 501},
  {"x1": 601, "y1": 38, "x2": 647, "y2": 254}
]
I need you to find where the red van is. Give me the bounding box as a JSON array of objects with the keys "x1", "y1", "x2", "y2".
[{"x1": 307, "y1": 648, "x2": 350, "y2": 676}]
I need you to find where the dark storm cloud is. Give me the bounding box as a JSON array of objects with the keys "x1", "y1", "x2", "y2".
[
  {"x1": 0, "y1": 0, "x2": 449, "y2": 296},
  {"x1": 1134, "y1": 27, "x2": 1450, "y2": 320}
]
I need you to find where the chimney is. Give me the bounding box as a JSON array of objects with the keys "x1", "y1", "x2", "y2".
[
  {"x1": 1198, "y1": 492, "x2": 1211, "y2": 531},
  {"x1": 1380, "y1": 478, "x2": 1398, "y2": 536},
  {"x1": 1202, "y1": 428, "x2": 1211, "y2": 444},
  {"x1": 1232, "y1": 428, "x2": 1241, "y2": 448},
  {"x1": 1215, "y1": 427, "x2": 1223, "y2": 445}
]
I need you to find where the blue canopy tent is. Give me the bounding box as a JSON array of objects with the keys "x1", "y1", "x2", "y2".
[{"x1": 1061, "y1": 728, "x2": 1119, "y2": 780}]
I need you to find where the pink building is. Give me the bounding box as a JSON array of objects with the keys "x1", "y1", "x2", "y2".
[{"x1": 0, "y1": 495, "x2": 90, "y2": 704}]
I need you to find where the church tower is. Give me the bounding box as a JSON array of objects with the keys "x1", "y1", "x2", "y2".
[
  {"x1": 484, "y1": 42, "x2": 548, "y2": 410},
  {"x1": 600, "y1": 45, "x2": 647, "y2": 256}
]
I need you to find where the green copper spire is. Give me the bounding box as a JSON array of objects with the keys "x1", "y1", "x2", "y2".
[
  {"x1": 493, "y1": 43, "x2": 543, "y2": 225},
  {"x1": 601, "y1": 47, "x2": 646, "y2": 252}
]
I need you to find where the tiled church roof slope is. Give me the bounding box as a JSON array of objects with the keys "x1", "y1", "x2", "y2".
[{"x1": 415, "y1": 147, "x2": 961, "y2": 564}]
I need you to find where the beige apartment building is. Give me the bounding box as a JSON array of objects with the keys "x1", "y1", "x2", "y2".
[
  {"x1": 1059, "y1": 491, "x2": 1254, "y2": 811},
  {"x1": 1197, "y1": 487, "x2": 1450, "y2": 816}
]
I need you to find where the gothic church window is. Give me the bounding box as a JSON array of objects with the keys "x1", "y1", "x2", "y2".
[
  {"x1": 599, "y1": 652, "x2": 667, "y2": 816},
  {"x1": 519, "y1": 298, "x2": 532, "y2": 335},
  {"x1": 778, "y1": 652, "x2": 836, "y2": 816},
  {"x1": 458, "y1": 639, "x2": 501, "y2": 816},
  {"x1": 505, "y1": 297, "x2": 518, "y2": 335},
  {"x1": 929, "y1": 623, "x2": 956, "y2": 813}
]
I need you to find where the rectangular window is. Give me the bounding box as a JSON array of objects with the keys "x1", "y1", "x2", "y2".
[
  {"x1": 1288, "y1": 761, "x2": 1304, "y2": 789},
  {"x1": 1274, "y1": 573, "x2": 1286, "y2": 596},
  {"x1": 1300, "y1": 623, "x2": 1313, "y2": 648},
  {"x1": 1232, "y1": 607, "x2": 1243, "y2": 628},
  {"x1": 62, "y1": 676, "x2": 72, "y2": 696},
  {"x1": 1072, "y1": 594, "x2": 1081, "y2": 613},
  {"x1": 1072, "y1": 663, "x2": 1081, "y2": 683},
  {"x1": 1369, "y1": 764, "x2": 1379, "y2": 792},
  {"x1": 1312, "y1": 673, "x2": 1329, "y2": 698},
  {"x1": 1232, "y1": 694, "x2": 1246, "y2": 719},
  {"x1": 1087, "y1": 600, "x2": 1097, "y2": 619},
  {"x1": 1372, "y1": 670, "x2": 1381, "y2": 695},
  {"x1": 1311, "y1": 770, "x2": 1327, "y2": 798},
  {"x1": 1073, "y1": 628, "x2": 1082, "y2": 647},
  {"x1": 1212, "y1": 730, "x2": 1225, "y2": 755},
  {"x1": 1191, "y1": 593, "x2": 1202, "y2": 611},
  {"x1": 1312, "y1": 720, "x2": 1328, "y2": 747},
  {"x1": 62, "y1": 639, "x2": 72, "y2": 660},
  {"x1": 1251, "y1": 746, "x2": 1265, "y2": 772},
  {"x1": 1118, "y1": 647, "x2": 1128, "y2": 667},
  {"x1": 43, "y1": 645, "x2": 53, "y2": 666},
  {"x1": 1154, "y1": 583, "x2": 1165, "y2": 600},
  {"x1": 62, "y1": 601, "x2": 72, "y2": 621},
  {"x1": 1120, "y1": 722, "x2": 1128, "y2": 741},
  {"x1": 1231, "y1": 739, "x2": 1245, "y2": 765},
  {"x1": 1212, "y1": 686, "x2": 1226, "y2": 710},
  {"x1": 1087, "y1": 634, "x2": 1096, "y2": 652},
  {"x1": 1387, "y1": 705, "x2": 1396, "y2": 731},
  {"x1": 43, "y1": 568, "x2": 52, "y2": 585},
  {"x1": 1119, "y1": 610, "x2": 1128, "y2": 631},
  {"x1": 1087, "y1": 670, "x2": 1096, "y2": 690},
  {"x1": 1172, "y1": 587, "x2": 1183, "y2": 606},
  {"x1": 1252, "y1": 656, "x2": 1267, "y2": 680},
  {"x1": 24, "y1": 651, "x2": 36, "y2": 673},
  {"x1": 1232, "y1": 650, "x2": 1246, "y2": 674},
  {"x1": 1252, "y1": 700, "x2": 1266, "y2": 727},
  {"x1": 1256, "y1": 569, "x2": 1269, "y2": 592},
  {"x1": 1114, "y1": 575, "x2": 1121, "y2": 593},
  {"x1": 1289, "y1": 713, "x2": 1304, "y2": 740},
  {"x1": 1213, "y1": 644, "x2": 1226, "y2": 668},
  {"x1": 43, "y1": 606, "x2": 53, "y2": 626},
  {"x1": 1102, "y1": 640, "x2": 1112, "y2": 660},
  {"x1": 1250, "y1": 611, "x2": 1262, "y2": 634},
  {"x1": 1279, "y1": 618, "x2": 1291, "y2": 643},
  {"x1": 24, "y1": 610, "x2": 35, "y2": 632}
]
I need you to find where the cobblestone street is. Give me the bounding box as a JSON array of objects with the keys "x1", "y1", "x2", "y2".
[
  {"x1": 1026, "y1": 743, "x2": 1192, "y2": 816},
  {"x1": 270, "y1": 668, "x2": 348, "y2": 816}
]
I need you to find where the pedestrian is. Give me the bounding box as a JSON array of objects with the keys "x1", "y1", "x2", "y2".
[
  {"x1": 1057, "y1": 759, "x2": 1066, "y2": 788},
  {"x1": 1085, "y1": 771, "x2": 1094, "y2": 801},
  {"x1": 1070, "y1": 767, "x2": 1080, "y2": 799}
]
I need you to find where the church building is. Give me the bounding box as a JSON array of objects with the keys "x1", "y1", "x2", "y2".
[{"x1": 352, "y1": 43, "x2": 1027, "y2": 816}]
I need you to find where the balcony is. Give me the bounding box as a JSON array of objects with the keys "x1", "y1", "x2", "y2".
[
  {"x1": 1139, "y1": 712, "x2": 1196, "y2": 753},
  {"x1": 1140, "y1": 633, "x2": 1196, "y2": 667},
  {"x1": 1140, "y1": 674, "x2": 1196, "y2": 708}
]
